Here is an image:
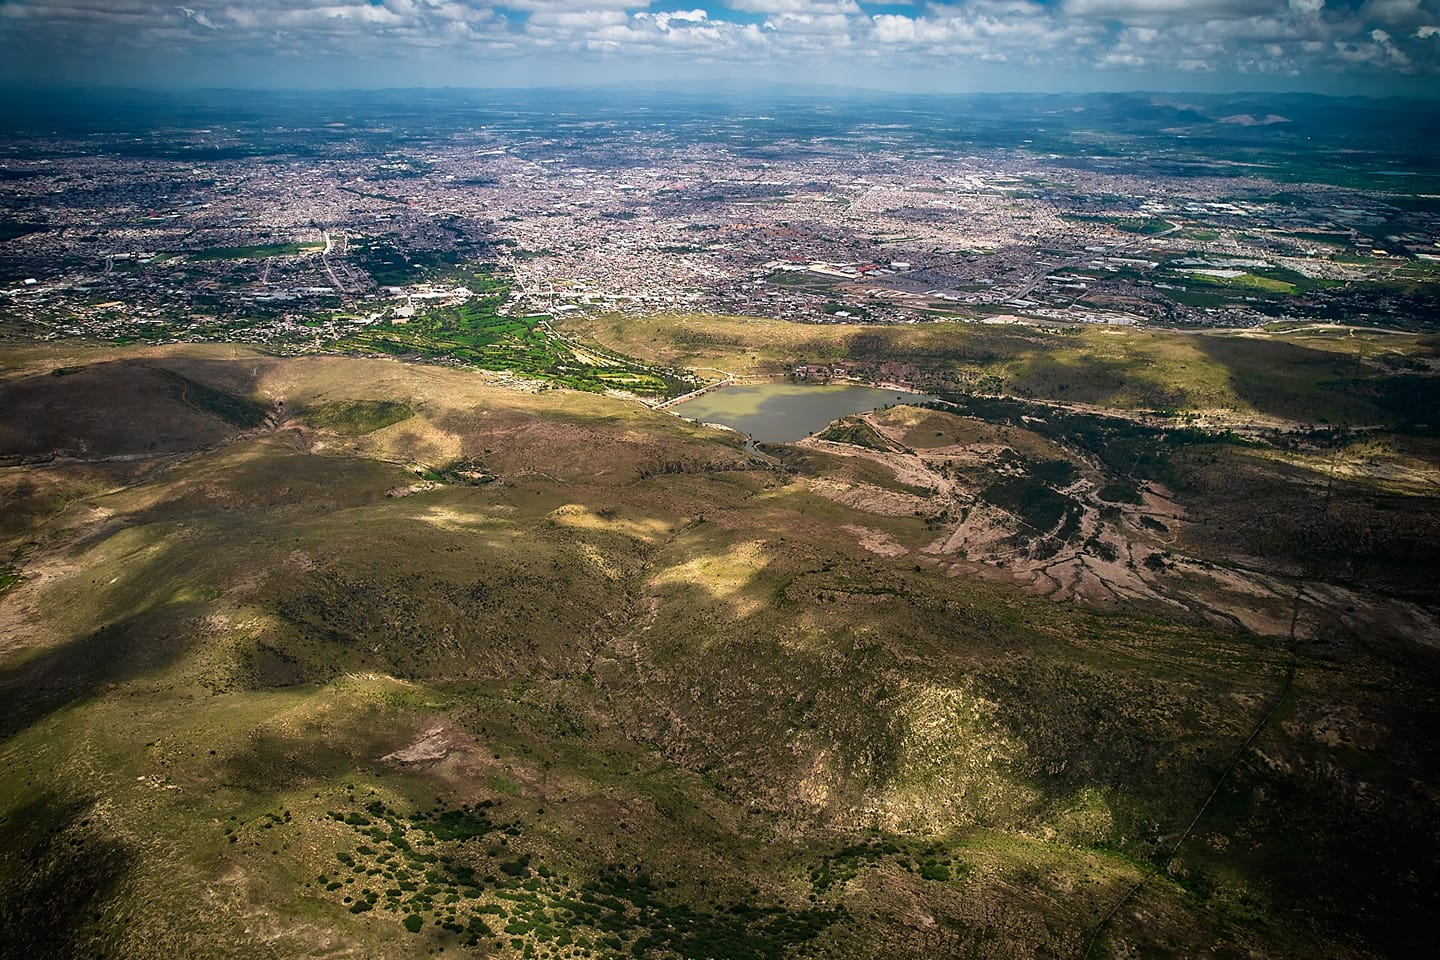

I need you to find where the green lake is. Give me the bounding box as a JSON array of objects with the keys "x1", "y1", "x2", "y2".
[{"x1": 670, "y1": 382, "x2": 938, "y2": 444}]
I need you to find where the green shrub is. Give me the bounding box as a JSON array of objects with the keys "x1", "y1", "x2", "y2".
[{"x1": 1097, "y1": 479, "x2": 1144, "y2": 504}]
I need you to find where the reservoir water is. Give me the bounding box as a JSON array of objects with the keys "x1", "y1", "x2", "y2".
[{"x1": 670, "y1": 382, "x2": 938, "y2": 444}]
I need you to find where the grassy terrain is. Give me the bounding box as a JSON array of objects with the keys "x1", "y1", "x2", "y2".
[
  {"x1": 815, "y1": 417, "x2": 892, "y2": 451},
  {"x1": 559, "y1": 312, "x2": 1439, "y2": 425},
  {"x1": 1062, "y1": 214, "x2": 1175, "y2": 235},
  {"x1": 1, "y1": 343, "x2": 1436, "y2": 959},
  {"x1": 1176, "y1": 271, "x2": 1297, "y2": 294},
  {"x1": 338, "y1": 274, "x2": 689, "y2": 398},
  {"x1": 301, "y1": 399, "x2": 413, "y2": 436}
]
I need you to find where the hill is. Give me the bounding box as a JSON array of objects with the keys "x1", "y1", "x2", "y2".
[{"x1": 1, "y1": 340, "x2": 1437, "y2": 959}]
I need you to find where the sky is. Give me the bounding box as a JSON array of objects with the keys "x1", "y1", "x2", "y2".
[{"x1": 0, "y1": 0, "x2": 1438, "y2": 94}]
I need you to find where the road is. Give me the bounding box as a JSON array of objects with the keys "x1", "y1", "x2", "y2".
[{"x1": 319, "y1": 229, "x2": 348, "y2": 295}]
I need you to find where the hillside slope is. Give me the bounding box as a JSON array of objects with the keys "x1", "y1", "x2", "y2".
[{"x1": 1, "y1": 345, "x2": 1437, "y2": 959}]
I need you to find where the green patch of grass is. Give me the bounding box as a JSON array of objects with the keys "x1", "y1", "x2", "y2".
[
  {"x1": 1177, "y1": 271, "x2": 1297, "y2": 294},
  {"x1": 764, "y1": 270, "x2": 845, "y2": 290},
  {"x1": 815, "y1": 417, "x2": 891, "y2": 451},
  {"x1": 304, "y1": 400, "x2": 413, "y2": 436},
  {"x1": 1158, "y1": 285, "x2": 1243, "y2": 308},
  {"x1": 1286, "y1": 231, "x2": 1353, "y2": 248},
  {"x1": 1064, "y1": 214, "x2": 1174, "y2": 235},
  {"x1": 336, "y1": 276, "x2": 692, "y2": 398},
  {"x1": 346, "y1": 237, "x2": 466, "y2": 287}
]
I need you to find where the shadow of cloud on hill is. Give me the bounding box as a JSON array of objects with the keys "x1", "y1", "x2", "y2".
[
  {"x1": 0, "y1": 792, "x2": 134, "y2": 960},
  {"x1": 975, "y1": 603, "x2": 1440, "y2": 958},
  {"x1": 608, "y1": 552, "x2": 1440, "y2": 955},
  {"x1": 0, "y1": 490, "x2": 268, "y2": 741},
  {"x1": 1188, "y1": 333, "x2": 1394, "y2": 425},
  {"x1": 259, "y1": 517, "x2": 639, "y2": 688},
  {"x1": 1162, "y1": 440, "x2": 1440, "y2": 599},
  {"x1": 0, "y1": 357, "x2": 276, "y2": 461},
  {"x1": 612, "y1": 535, "x2": 1069, "y2": 829},
  {"x1": 1011, "y1": 350, "x2": 1192, "y2": 410},
  {"x1": 0, "y1": 607, "x2": 202, "y2": 742},
  {"x1": 110, "y1": 435, "x2": 409, "y2": 520},
  {"x1": 428, "y1": 401, "x2": 757, "y2": 488},
  {"x1": 1205, "y1": 723, "x2": 1440, "y2": 958},
  {"x1": 220, "y1": 726, "x2": 393, "y2": 798}
]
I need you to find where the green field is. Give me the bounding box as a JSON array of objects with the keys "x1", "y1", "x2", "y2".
[
  {"x1": 302, "y1": 398, "x2": 413, "y2": 436},
  {"x1": 1062, "y1": 214, "x2": 1175, "y2": 235},
  {"x1": 1176, "y1": 271, "x2": 1297, "y2": 294},
  {"x1": 815, "y1": 416, "x2": 892, "y2": 450},
  {"x1": 337, "y1": 276, "x2": 690, "y2": 397}
]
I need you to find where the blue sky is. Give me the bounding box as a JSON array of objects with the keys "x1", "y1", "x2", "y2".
[{"x1": 0, "y1": 0, "x2": 1437, "y2": 93}]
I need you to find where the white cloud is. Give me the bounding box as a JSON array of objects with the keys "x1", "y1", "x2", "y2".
[
  {"x1": 177, "y1": 5, "x2": 217, "y2": 29},
  {"x1": 504, "y1": 0, "x2": 652, "y2": 10},
  {"x1": 1360, "y1": 0, "x2": 1425, "y2": 24},
  {"x1": 527, "y1": 9, "x2": 630, "y2": 28},
  {"x1": 725, "y1": 0, "x2": 861, "y2": 15},
  {"x1": 763, "y1": 12, "x2": 855, "y2": 34},
  {"x1": 0, "y1": 0, "x2": 1436, "y2": 83},
  {"x1": 1064, "y1": 0, "x2": 1287, "y2": 20}
]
